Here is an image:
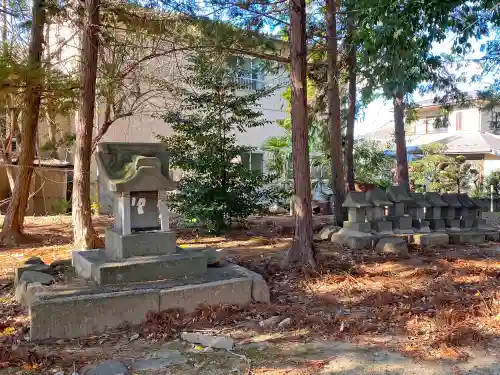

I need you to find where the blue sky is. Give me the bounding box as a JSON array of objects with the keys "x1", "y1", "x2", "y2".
[{"x1": 355, "y1": 35, "x2": 495, "y2": 136}]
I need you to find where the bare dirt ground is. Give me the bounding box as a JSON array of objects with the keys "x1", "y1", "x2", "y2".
[{"x1": 1, "y1": 215, "x2": 500, "y2": 374}]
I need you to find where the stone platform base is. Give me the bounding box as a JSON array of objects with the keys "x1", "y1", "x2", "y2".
[
  {"x1": 21, "y1": 262, "x2": 269, "y2": 340},
  {"x1": 73, "y1": 249, "x2": 207, "y2": 285},
  {"x1": 448, "y1": 232, "x2": 486, "y2": 245},
  {"x1": 412, "y1": 233, "x2": 449, "y2": 247},
  {"x1": 331, "y1": 230, "x2": 374, "y2": 249}
]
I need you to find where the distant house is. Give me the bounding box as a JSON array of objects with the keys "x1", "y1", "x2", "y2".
[{"x1": 361, "y1": 93, "x2": 500, "y2": 177}]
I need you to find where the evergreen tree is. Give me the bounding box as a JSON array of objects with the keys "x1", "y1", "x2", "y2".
[{"x1": 158, "y1": 53, "x2": 275, "y2": 233}]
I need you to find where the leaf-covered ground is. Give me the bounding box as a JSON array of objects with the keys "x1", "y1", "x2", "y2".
[{"x1": 1, "y1": 215, "x2": 500, "y2": 374}]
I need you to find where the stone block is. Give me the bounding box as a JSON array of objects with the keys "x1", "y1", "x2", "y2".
[
  {"x1": 485, "y1": 231, "x2": 500, "y2": 241},
  {"x1": 104, "y1": 229, "x2": 177, "y2": 259},
  {"x1": 460, "y1": 219, "x2": 474, "y2": 229},
  {"x1": 387, "y1": 216, "x2": 412, "y2": 230},
  {"x1": 331, "y1": 233, "x2": 373, "y2": 250},
  {"x1": 159, "y1": 278, "x2": 252, "y2": 313},
  {"x1": 317, "y1": 225, "x2": 341, "y2": 240},
  {"x1": 441, "y1": 207, "x2": 456, "y2": 219},
  {"x1": 371, "y1": 221, "x2": 393, "y2": 233},
  {"x1": 14, "y1": 264, "x2": 54, "y2": 283},
  {"x1": 428, "y1": 219, "x2": 446, "y2": 231},
  {"x1": 366, "y1": 207, "x2": 384, "y2": 221},
  {"x1": 221, "y1": 263, "x2": 270, "y2": 303},
  {"x1": 425, "y1": 207, "x2": 441, "y2": 220},
  {"x1": 30, "y1": 289, "x2": 160, "y2": 339},
  {"x1": 413, "y1": 233, "x2": 449, "y2": 247},
  {"x1": 445, "y1": 219, "x2": 461, "y2": 229},
  {"x1": 343, "y1": 221, "x2": 371, "y2": 233},
  {"x1": 408, "y1": 207, "x2": 425, "y2": 219},
  {"x1": 449, "y1": 232, "x2": 486, "y2": 245},
  {"x1": 412, "y1": 219, "x2": 430, "y2": 232},
  {"x1": 460, "y1": 208, "x2": 476, "y2": 219},
  {"x1": 388, "y1": 203, "x2": 405, "y2": 217},
  {"x1": 375, "y1": 237, "x2": 408, "y2": 255},
  {"x1": 347, "y1": 208, "x2": 366, "y2": 223},
  {"x1": 73, "y1": 250, "x2": 207, "y2": 285}
]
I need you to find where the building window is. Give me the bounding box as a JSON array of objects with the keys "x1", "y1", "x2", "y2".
[
  {"x1": 456, "y1": 112, "x2": 463, "y2": 130},
  {"x1": 425, "y1": 117, "x2": 449, "y2": 134},
  {"x1": 241, "y1": 151, "x2": 264, "y2": 173},
  {"x1": 235, "y1": 59, "x2": 265, "y2": 91}
]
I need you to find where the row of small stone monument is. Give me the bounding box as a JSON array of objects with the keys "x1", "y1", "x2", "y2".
[{"x1": 327, "y1": 186, "x2": 499, "y2": 251}]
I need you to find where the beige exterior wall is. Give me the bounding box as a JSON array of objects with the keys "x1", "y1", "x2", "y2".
[
  {"x1": 483, "y1": 154, "x2": 500, "y2": 176},
  {"x1": 411, "y1": 106, "x2": 483, "y2": 135}
]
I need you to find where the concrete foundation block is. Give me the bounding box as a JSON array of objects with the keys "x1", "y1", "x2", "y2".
[
  {"x1": 159, "y1": 278, "x2": 252, "y2": 313},
  {"x1": 473, "y1": 218, "x2": 487, "y2": 228},
  {"x1": 375, "y1": 237, "x2": 408, "y2": 255},
  {"x1": 105, "y1": 229, "x2": 177, "y2": 259},
  {"x1": 221, "y1": 263, "x2": 270, "y2": 303},
  {"x1": 449, "y1": 232, "x2": 486, "y2": 245},
  {"x1": 485, "y1": 231, "x2": 500, "y2": 242},
  {"x1": 73, "y1": 250, "x2": 207, "y2": 285},
  {"x1": 343, "y1": 221, "x2": 371, "y2": 233},
  {"x1": 331, "y1": 233, "x2": 373, "y2": 250},
  {"x1": 30, "y1": 289, "x2": 160, "y2": 340},
  {"x1": 413, "y1": 233, "x2": 449, "y2": 247}
]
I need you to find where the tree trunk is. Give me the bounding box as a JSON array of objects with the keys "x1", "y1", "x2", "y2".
[
  {"x1": 0, "y1": 0, "x2": 45, "y2": 245},
  {"x1": 394, "y1": 91, "x2": 409, "y2": 190},
  {"x1": 72, "y1": 0, "x2": 100, "y2": 249},
  {"x1": 283, "y1": 0, "x2": 316, "y2": 269},
  {"x1": 326, "y1": 0, "x2": 344, "y2": 226},
  {"x1": 345, "y1": 9, "x2": 356, "y2": 192}
]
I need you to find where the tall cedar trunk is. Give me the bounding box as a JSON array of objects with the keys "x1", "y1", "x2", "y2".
[
  {"x1": 326, "y1": 0, "x2": 344, "y2": 226},
  {"x1": 283, "y1": 0, "x2": 316, "y2": 269},
  {"x1": 394, "y1": 91, "x2": 409, "y2": 190},
  {"x1": 72, "y1": 0, "x2": 100, "y2": 249},
  {"x1": 0, "y1": 0, "x2": 45, "y2": 245},
  {"x1": 45, "y1": 22, "x2": 57, "y2": 148},
  {"x1": 344, "y1": 10, "x2": 356, "y2": 192}
]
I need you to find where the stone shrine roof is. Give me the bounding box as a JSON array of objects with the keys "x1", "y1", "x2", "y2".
[
  {"x1": 342, "y1": 192, "x2": 372, "y2": 208},
  {"x1": 408, "y1": 193, "x2": 431, "y2": 208},
  {"x1": 441, "y1": 194, "x2": 463, "y2": 208},
  {"x1": 424, "y1": 192, "x2": 448, "y2": 207},
  {"x1": 366, "y1": 188, "x2": 393, "y2": 207},
  {"x1": 386, "y1": 186, "x2": 414, "y2": 204},
  {"x1": 96, "y1": 142, "x2": 177, "y2": 193}
]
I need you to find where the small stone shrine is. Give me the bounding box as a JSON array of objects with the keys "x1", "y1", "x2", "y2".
[
  {"x1": 341, "y1": 192, "x2": 372, "y2": 233},
  {"x1": 457, "y1": 193, "x2": 478, "y2": 229},
  {"x1": 441, "y1": 194, "x2": 462, "y2": 230},
  {"x1": 471, "y1": 197, "x2": 490, "y2": 228},
  {"x1": 408, "y1": 193, "x2": 431, "y2": 232},
  {"x1": 19, "y1": 143, "x2": 269, "y2": 340},
  {"x1": 424, "y1": 192, "x2": 447, "y2": 231},
  {"x1": 386, "y1": 186, "x2": 413, "y2": 233},
  {"x1": 366, "y1": 188, "x2": 393, "y2": 233}
]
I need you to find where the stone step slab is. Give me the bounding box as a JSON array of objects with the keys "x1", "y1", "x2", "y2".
[
  {"x1": 412, "y1": 233, "x2": 449, "y2": 247},
  {"x1": 449, "y1": 232, "x2": 486, "y2": 245},
  {"x1": 73, "y1": 249, "x2": 207, "y2": 285}
]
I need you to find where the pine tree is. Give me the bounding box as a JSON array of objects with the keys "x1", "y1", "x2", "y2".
[{"x1": 159, "y1": 53, "x2": 275, "y2": 233}]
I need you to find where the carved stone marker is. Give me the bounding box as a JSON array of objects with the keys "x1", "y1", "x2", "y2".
[
  {"x1": 424, "y1": 192, "x2": 447, "y2": 231},
  {"x1": 408, "y1": 193, "x2": 431, "y2": 232},
  {"x1": 386, "y1": 186, "x2": 413, "y2": 233},
  {"x1": 366, "y1": 188, "x2": 393, "y2": 233},
  {"x1": 441, "y1": 194, "x2": 462, "y2": 230},
  {"x1": 342, "y1": 192, "x2": 372, "y2": 233}
]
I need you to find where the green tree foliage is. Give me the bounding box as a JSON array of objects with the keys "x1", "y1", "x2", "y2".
[
  {"x1": 410, "y1": 143, "x2": 478, "y2": 193},
  {"x1": 158, "y1": 53, "x2": 275, "y2": 232},
  {"x1": 353, "y1": 139, "x2": 393, "y2": 188},
  {"x1": 484, "y1": 169, "x2": 500, "y2": 197}
]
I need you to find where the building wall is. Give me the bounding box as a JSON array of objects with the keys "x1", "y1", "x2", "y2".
[
  {"x1": 483, "y1": 154, "x2": 500, "y2": 176},
  {"x1": 412, "y1": 106, "x2": 482, "y2": 135}
]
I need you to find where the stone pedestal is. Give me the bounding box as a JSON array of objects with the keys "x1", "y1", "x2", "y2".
[
  {"x1": 366, "y1": 188, "x2": 393, "y2": 234},
  {"x1": 425, "y1": 207, "x2": 441, "y2": 220},
  {"x1": 386, "y1": 186, "x2": 414, "y2": 234}
]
